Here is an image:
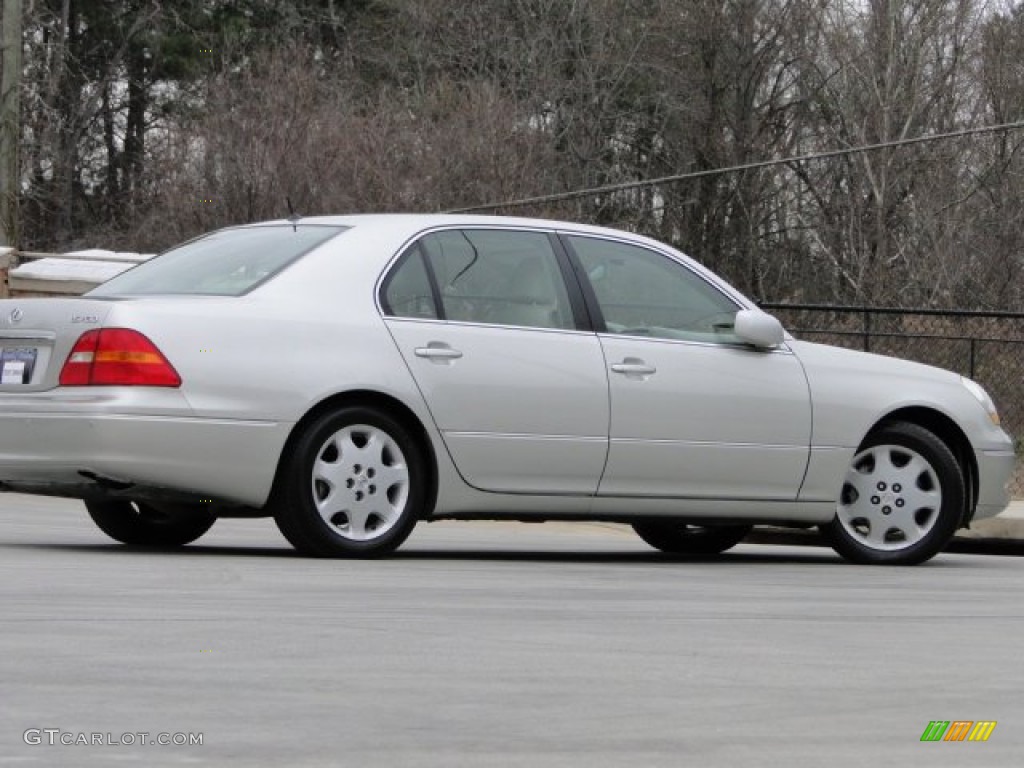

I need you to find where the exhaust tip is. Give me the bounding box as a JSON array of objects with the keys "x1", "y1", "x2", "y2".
[{"x1": 78, "y1": 470, "x2": 133, "y2": 491}]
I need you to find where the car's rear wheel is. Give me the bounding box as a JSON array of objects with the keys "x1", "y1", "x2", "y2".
[
  {"x1": 823, "y1": 422, "x2": 964, "y2": 565},
  {"x1": 631, "y1": 521, "x2": 752, "y2": 555},
  {"x1": 273, "y1": 406, "x2": 426, "y2": 557},
  {"x1": 85, "y1": 500, "x2": 216, "y2": 547}
]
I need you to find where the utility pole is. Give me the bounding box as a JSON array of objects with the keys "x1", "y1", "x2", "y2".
[{"x1": 1, "y1": 0, "x2": 22, "y2": 248}]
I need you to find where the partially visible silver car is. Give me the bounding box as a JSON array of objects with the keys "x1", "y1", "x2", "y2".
[{"x1": 0, "y1": 215, "x2": 1015, "y2": 564}]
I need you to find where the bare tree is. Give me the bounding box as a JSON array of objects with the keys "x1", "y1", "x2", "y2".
[
  {"x1": 790, "y1": 0, "x2": 987, "y2": 305},
  {"x1": 10, "y1": 0, "x2": 1024, "y2": 311}
]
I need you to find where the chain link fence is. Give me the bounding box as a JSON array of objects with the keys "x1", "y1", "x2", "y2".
[{"x1": 761, "y1": 303, "x2": 1024, "y2": 498}]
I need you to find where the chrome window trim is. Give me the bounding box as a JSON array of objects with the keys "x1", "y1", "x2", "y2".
[
  {"x1": 596, "y1": 330, "x2": 794, "y2": 355},
  {"x1": 381, "y1": 315, "x2": 599, "y2": 339}
]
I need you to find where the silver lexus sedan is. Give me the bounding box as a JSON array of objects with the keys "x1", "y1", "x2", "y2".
[{"x1": 0, "y1": 215, "x2": 1015, "y2": 564}]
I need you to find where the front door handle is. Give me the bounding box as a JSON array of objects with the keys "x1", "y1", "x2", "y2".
[
  {"x1": 414, "y1": 343, "x2": 463, "y2": 361},
  {"x1": 610, "y1": 358, "x2": 656, "y2": 377}
]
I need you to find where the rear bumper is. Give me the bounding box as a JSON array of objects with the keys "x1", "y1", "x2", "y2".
[{"x1": 0, "y1": 409, "x2": 291, "y2": 507}]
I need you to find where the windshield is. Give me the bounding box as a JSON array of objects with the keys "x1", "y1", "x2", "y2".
[{"x1": 89, "y1": 224, "x2": 348, "y2": 297}]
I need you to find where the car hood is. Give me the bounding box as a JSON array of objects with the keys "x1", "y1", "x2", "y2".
[{"x1": 788, "y1": 338, "x2": 962, "y2": 387}]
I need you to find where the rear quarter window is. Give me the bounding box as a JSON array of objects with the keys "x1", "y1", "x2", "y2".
[{"x1": 89, "y1": 225, "x2": 348, "y2": 297}]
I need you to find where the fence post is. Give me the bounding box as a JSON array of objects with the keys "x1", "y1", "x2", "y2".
[
  {"x1": 863, "y1": 309, "x2": 871, "y2": 352},
  {"x1": 969, "y1": 338, "x2": 976, "y2": 379}
]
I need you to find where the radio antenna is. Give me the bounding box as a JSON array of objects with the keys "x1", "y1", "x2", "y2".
[{"x1": 285, "y1": 197, "x2": 301, "y2": 231}]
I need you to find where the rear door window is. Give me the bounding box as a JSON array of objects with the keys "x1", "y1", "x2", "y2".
[{"x1": 383, "y1": 229, "x2": 575, "y2": 331}]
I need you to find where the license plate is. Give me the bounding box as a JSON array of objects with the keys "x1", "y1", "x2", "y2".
[{"x1": 1, "y1": 347, "x2": 37, "y2": 385}]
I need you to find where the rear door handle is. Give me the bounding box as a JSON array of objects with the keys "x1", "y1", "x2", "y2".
[
  {"x1": 414, "y1": 343, "x2": 463, "y2": 361},
  {"x1": 610, "y1": 358, "x2": 656, "y2": 377}
]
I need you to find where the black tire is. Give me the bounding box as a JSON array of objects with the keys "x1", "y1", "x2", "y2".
[
  {"x1": 272, "y1": 406, "x2": 426, "y2": 557},
  {"x1": 85, "y1": 500, "x2": 216, "y2": 547},
  {"x1": 631, "y1": 521, "x2": 752, "y2": 555},
  {"x1": 822, "y1": 422, "x2": 964, "y2": 565}
]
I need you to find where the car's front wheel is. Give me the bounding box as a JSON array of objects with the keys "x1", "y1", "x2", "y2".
[
  {"x1": 631, "y1": 521, "x2": 753, "y2": 555},
  {"x1": 823, "y1": 422, "x2": 964, "y2": 565},
  {"x1": 273, "y1": 406, "x2": 426, "y2": 557},
  {"x1": 85, "y1": 500, "x2": 216, "y2": 547}
]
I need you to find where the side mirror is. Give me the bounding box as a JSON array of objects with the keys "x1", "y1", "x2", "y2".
[{"x1": 733, "y1": 309, "x2": 785, "y2": 349}]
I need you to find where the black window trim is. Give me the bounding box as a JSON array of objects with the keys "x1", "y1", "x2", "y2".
[
  {"x1": 555, "y1": 233, "x2": 607, "y2": 333},
  {"x1": 546, "y1": 232, "x2": 596, "y2": 333},
  {"x1": 418, "y1": 242, "x2": 447, "y2": 321}
]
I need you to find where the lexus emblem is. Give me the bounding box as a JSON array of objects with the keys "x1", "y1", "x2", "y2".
[{"x1": 9, "y1": 308, "x2": 23, "y2": 324}]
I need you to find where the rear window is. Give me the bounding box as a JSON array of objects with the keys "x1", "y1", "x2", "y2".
[{"x1": 89, "y1": 224, "x2": 348, "y2": 297}]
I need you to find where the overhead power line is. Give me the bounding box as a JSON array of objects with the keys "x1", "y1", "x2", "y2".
[{"x1": 447, "y1": 119, "x2": 1024, "y2": 214}]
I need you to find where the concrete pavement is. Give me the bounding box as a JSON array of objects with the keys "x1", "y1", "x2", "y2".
[{"x1": 1, "y1": 494, "x2": 1022, "y2": 768}]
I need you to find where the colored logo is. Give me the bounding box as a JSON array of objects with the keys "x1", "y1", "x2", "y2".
[{"x1": 920, "y1": 721, "x2": 996, "y2": 742}]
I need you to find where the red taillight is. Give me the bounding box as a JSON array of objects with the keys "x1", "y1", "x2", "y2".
[{"x1": 59, "y1": 329, "x2": 181, "y2": 387}]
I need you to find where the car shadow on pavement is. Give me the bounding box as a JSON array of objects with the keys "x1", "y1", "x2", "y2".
[
  {"x1": 0, "y1": 539, "x2": 847, "y2": 565},
  {"x1": 0, "y1": 538, "x2": 1002, "y2": 564},
  {"x1": 391, "y1": 548, "x2": 839, "y2": 565},
  {"x1": 0, "y1": 541, "x2": 299, "y2": 559}
]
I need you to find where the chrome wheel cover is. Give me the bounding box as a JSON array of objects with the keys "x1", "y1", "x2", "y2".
[
  {"x1": 310, "y1": 424, "x2": 410, "y2": 541},
  {"x1": 837, "y1": 443, "x2": 942, "y2": 551}
]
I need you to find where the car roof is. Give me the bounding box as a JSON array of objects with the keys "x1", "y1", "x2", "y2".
[
  {"x1": 243, "y1": 213, "x2": 752, "y2": 305},
  {"x1": 247, "y1": 213, "x2": 661, "y2": 245}
]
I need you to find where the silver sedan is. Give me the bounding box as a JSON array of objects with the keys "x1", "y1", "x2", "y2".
[{"x1": 0, "y1": 215, "x2": 1015, "y2": 564}]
